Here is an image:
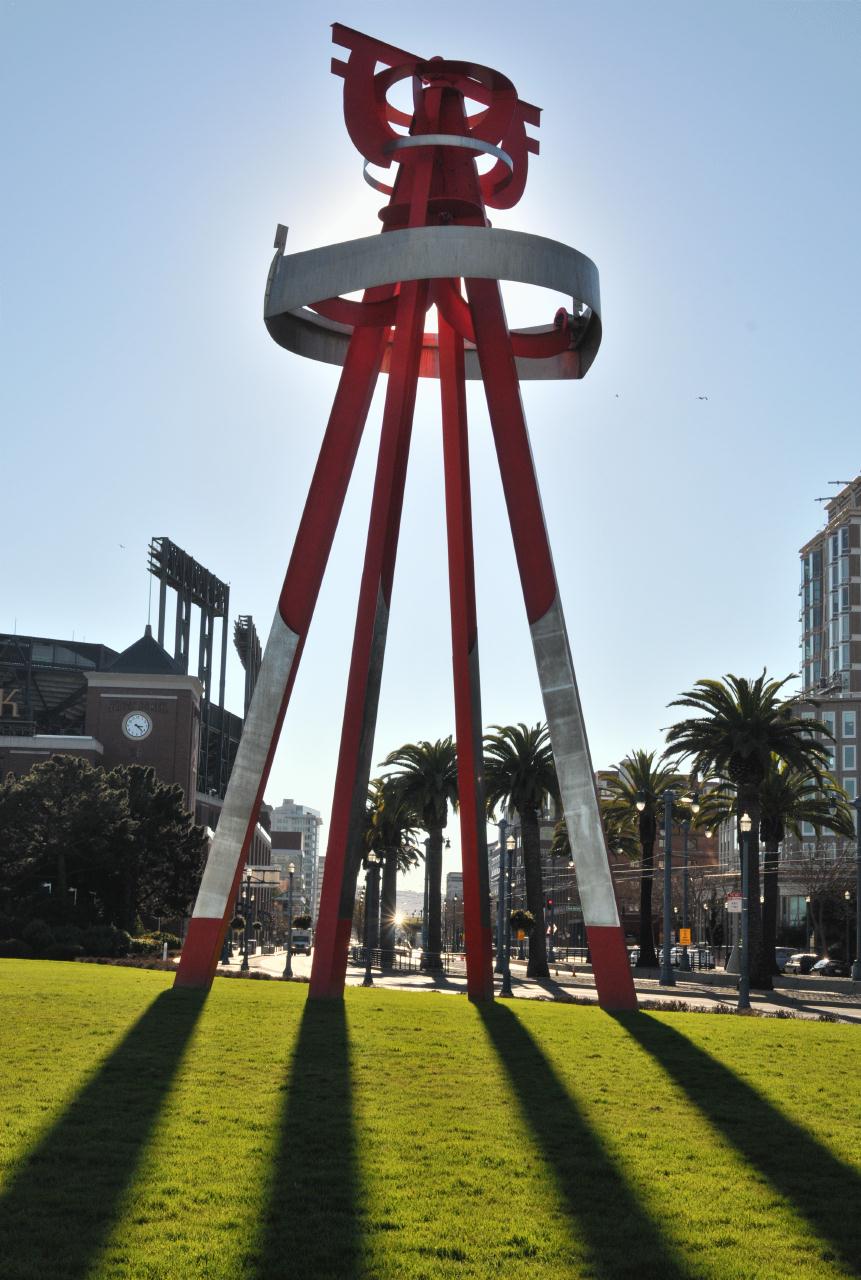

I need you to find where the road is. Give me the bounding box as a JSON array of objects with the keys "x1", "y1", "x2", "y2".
[{"x1": 214, "y1": 947, "x2": 861, "y2": 1023}]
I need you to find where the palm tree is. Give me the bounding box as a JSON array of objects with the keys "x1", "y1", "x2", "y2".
[
  {"x1": 365, "y1": 777, "x2": 421, "y2": 968},
  {"x1": 381, "y1": 737, "x2": 459, "y2": 970},
  {"x1": 600, "y1": 750, "x2": 687, "y2": 968},
  {"x1": 483, "y1": 723, "x2": 559, "y2": 978},
  {"x1": 696, "y1": 759, "x2": 854, "y2": 973},
  {"x1": 666, "y1": 672, "x2": 832, "y2": 988}
]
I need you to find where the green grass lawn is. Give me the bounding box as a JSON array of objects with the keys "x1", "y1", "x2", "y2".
[{"x1": 0, "y1": 962, "x2": 859, "y2": 1280}]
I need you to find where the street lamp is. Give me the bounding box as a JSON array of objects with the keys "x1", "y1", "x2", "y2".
[
  {"x1": 495, "y1": 818, "x2": 509, "y2": 974},
  {"x1": 283, "y1": 862, "x2": 295, "y2": 978},
  {"x1": 678, "y1": 790, "x2": 699, "y2": 972},
  {"x1": 852, "y1": 797, "x2": 861, "y2": 981},
  {"x1": 660, "y1": 790, "x2": 676, "y2": 986},
  {"x1": 363, "y1": 851, "x2": 380, "y2": 987},
  {"x1": 501, "y1": 832, "x2": 516, "y2": 997},
  {"x1": 240, "y1": 877, "x2": 255, "y2": 973},
  {"x1": 738, "y1": 812, "x2": 752, "y2": 1011},
  {"x1": 805, "y1": 894, "x2": 812, "y2": 950}
]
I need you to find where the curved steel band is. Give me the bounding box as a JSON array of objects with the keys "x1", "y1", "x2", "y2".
[
  {"x1": 363, "y1": 134, "x2": 513, "y2": 195},
  {"x1": 385, "y1": 133, "x2": 514, "y2": 169},
  {"x1": 264, "y1": 225, "x2": 602, "y2": 381}
]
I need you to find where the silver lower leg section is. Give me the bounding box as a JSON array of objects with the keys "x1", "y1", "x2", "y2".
[
  {"x1": 192, "y1": 612, "x2": 300, "y2": 919},
  {"x1": 530, "y1": 596, "x2": 619, "y2": 929}
]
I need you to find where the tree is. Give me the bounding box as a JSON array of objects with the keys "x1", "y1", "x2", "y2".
[
  {"x1": 381, "y1": 738, "x2": 458, "y2": 970},
  {"x1": 0, "y1": 757, "x2": 207, "y2": 933},
  {"x1": 697, "y1": 759, "x2": 853, "y2": 972},
  {"x1": 104, "y1": 765, "x2": 209, "y2": 932},
  {"x1": 365, "y1": 777, "x2": 421, "y2": 968},
  {"x1": 600, "y1": 751, "x2": 687, "y2": 968},
  {"x1": 483, "y1": 723, "x2": 558, "y2": 978},
  {"x1": 666, "y1": 672, "x2": 832, "y2": 988},
  {"x1": 0, "y1": 755, "x2": 133, "y2": 920}
]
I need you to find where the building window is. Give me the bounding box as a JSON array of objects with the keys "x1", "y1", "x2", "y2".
[
  {"x1": 830, "y1": 534, "x2": 839, "y2": 562},
  {"x1": 844, "y1": 711, "x2": 856, "y2": 738},
  {"x1": 840, "y1": 643, "x2": 851, "y2": 671},
  {"x1": 822, "y1": 711, "x2": 836, "y2": 737},
  {"x1": 840, "y1": 557, "x2": 850, "y2": 584},
  {"x1": 843, "y1": 745, "x2": 856, "y2": 770},
  {"x1": 843, "y1": 776, "x2": 857, "y2": 801},
  {"x1": 841, "y1": 586, "x2": 850, "y2": 611},
  {"x1": 801, "y1": 821, "x2": 815, "y2": 838},
  {"x1": 841, "y1": 526, "x2": 850, "y2": 553}
]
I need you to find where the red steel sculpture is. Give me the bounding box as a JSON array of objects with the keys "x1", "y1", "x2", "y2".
[{"x1": 175, "y1": 24, "x2": 637, "y2": 1012}]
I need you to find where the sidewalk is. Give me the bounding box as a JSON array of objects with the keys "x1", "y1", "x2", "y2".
[{"x1": 216, "y1": 948, "x2": 861, "y2": 1023}]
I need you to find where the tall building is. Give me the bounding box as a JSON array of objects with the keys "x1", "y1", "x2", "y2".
[
  {"x1": 270, "y1": 799, "x2": 324, "y2": 921},
  {"x1": 799, "y1": 476, "x2": 861, "y2": 697}
]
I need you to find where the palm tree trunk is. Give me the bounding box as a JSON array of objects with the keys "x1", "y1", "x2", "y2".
[
  {"x1": 637, "y1": 840, "x2": 658, "y2": 967},
  {"x1": 379, "y1": 853, "x2": 397, "y2": 969},
  {"x1": 422, "y1": 827, "x2": 444, "y2": 970},
  {"x1": 366, "y1": 863, "x2": 381, "y2": 952},
  {"x1": 521, "y1": 808, "x2": 549, "y2": 978},
  {"x1": 761, "y1": 839, "x2": 780, "y2": 976},
  {"x1": 741, "y1": 794, "x2": 771, "y2": 990}
]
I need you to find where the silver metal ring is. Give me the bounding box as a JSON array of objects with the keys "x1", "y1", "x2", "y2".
[
  {"x1": 264, "y1": 224, "x2": 601, "y2": 382},
  {"x1": 362, "y1": 135, "x2": 513, "y2": 197},
  {"x1": 384, "y1": 133, "x2": 514, "y2": 171},
  {"x1": 362, "y1": 158, "x2": 394, "y2": 196}
]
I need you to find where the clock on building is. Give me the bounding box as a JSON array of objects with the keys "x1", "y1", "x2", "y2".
[{"x1": 122, "y1": 710, "x2": 152, "y2": 740}]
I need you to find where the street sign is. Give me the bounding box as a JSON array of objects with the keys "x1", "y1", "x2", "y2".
[
  {"x1": 679, "y1": 928, "x2": 691, "y2": 945},
  {"x1": 726, "y1": 892, "x2": 742, "y2": 914}
]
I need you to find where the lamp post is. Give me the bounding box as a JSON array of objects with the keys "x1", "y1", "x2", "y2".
[
  {"x1": 362, "y1": 851, "x2": 380, "y2": 987},
  {"x1": 660, "y1": 790, "x2": 676, "y2": 986},
  {"x1": 805, "y1": 894, "x2": 812, "y2": 951},
  {"x1": 495, "y1": 818, "x2": 508, "y2": 974},
  {"x1": 240, "y1": 877, "x2": 254, "y2": 973},
  {"x1": 283, "y1": 862, "x2": 295, "y2": 978},
  {"x1": 852, "y1": 798, "x2": 861, "y2": 981},
  {"x1": 738, "y1": 812, "x2": 752, "y2": 1011},
  {"x1": 501, "y1": 833, "x2": 515, "y2": 997},
  {"x1": 679, "y1": 790, "x2": 699, "y2": 972}
]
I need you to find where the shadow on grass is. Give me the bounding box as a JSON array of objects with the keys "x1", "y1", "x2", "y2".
[
  {"x1": 478, "y1": 1003, "x2": 695, "y2": 1280},
  {"x1": 615, "y1": 1013, "x2": 861, "y2": 1275},
  {"x1": 257, "y1": 1000, "x2": 360, "y2": 1280},
  {"x1": 0, "y1": 987, "x2": 205, "y2": 1280}
]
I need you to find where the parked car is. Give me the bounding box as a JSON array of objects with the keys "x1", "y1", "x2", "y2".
[
  {"x1": 774, "y1": 946, "x2": 795, "y2": 973},
  {"x1": 783, "y1": 951, "x2": 818, "y2": 975},
  {"x1": 811, "y1": 957, "x2": 850, "y2": 977}
]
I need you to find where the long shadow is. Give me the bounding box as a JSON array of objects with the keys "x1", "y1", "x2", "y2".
[
  {"x1": 257, "y1": 999, "x2": 360, "y2": 1280},
  {"x1": 0, "y1": 987, "x2": 205, "y2": 1280},
  {"x1": 615, "y1": 1012, "x2": 861, "y2": 1275},
  {"x1": 478, "y1": 1003, "x2": 695, "y2": 1280}
]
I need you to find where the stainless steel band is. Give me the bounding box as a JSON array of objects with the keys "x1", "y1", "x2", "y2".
[{"x1": 264, "y1": 225, "x2": 602, "y2": 381}]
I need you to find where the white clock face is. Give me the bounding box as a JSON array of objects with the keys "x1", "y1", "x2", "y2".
[{"x1": 123, "y1": 711, "x2": 152, "y2": 741}]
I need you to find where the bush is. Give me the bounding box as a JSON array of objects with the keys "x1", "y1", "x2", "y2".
[
  {"x1": 82, "y1": 925, "x2": 131, "y2": 957},
  {"x1": 21, "y1": 919, "x2": 55, "y2": 953},
  {"x1": 0, "y1": 939, "x2": 34, "y2": 958},
  {"x1": 129, "y1": 931, "x2": 182, "y2": 955},
  {"x1": 42, "y1": 943, "x2": 84, "y2": 961},
  {"x1": 53, "y1": 924, "x2": 85, "y2": 948}
]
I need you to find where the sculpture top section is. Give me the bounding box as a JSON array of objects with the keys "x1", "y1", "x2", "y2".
[
  {"x1": 331, "y1": 23, "x2": 540, "y2": 211},
  {"x1": 263, "y1": 24, "x2": 602, "y2": 381}
]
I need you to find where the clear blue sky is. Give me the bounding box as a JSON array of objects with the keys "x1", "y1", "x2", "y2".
[{"x1": 4, "y1": 1, "x2": 860, "y2": 891}]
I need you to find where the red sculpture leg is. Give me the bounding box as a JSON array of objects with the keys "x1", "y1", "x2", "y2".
[
  {"x1": 174, "y1": 323, "x2": 388, "y2": 990},
  {"x1": 309, "y1": 277, "x2": 430, "y2": 1000},
  {"x1": 466, "y1": 276, "x2": 638, "y2": 1013},
  {"x1": 439, "y1": 311, "x2": 494, "y2": 1001}
]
